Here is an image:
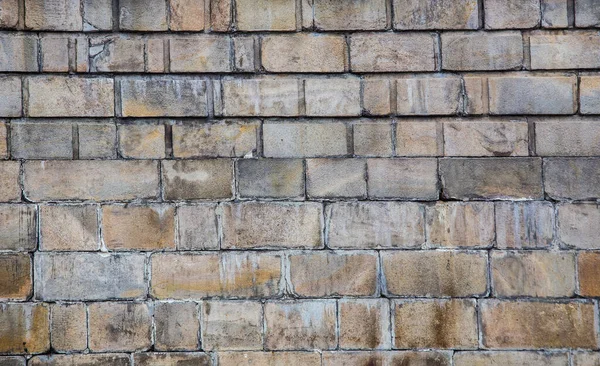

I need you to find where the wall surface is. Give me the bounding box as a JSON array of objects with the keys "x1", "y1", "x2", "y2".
[{"x1": 0, "y1": 0, "x2": 600, "y2": 365}]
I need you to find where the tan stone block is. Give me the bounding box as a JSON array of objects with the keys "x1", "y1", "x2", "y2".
[
  {"x1": 339, "y1": 299, "x2": 391, "y2": 349},
  {"x1": 30, "y1": 354, "x2": 130, "y2": 366},
  {"x1": 353, "y1": 122, "x2": 393, "y2": 157},
  {"x1": 0, "y1": 122, "x2": 7, "y2": 158},
  {"x1": 322, "y1": 351, "x2": 452, "y2": 366},
  {"x1": 146, "y1": 38, "x2": 166, "y2": 73},
  {"x1": 262, "y1": 34, "x2": 346, "y2": 72},
  {"x1": 578, "y1": 252, "x2": 600, "y2": 297},
  {"x1": 313, "y1": 0, "x2": 387, "y2": 30},
  {"x1": 396, "y1": 121, "x2": 443, "y2": 156},
  {"x1": 535, "y1": 118, "x2": 600, "y2": 155},
  {"x1": 210, "y1": 0, "x2": 232, "y2": 31},
  {"x1": 88, "y1": 302, "x2": 152, "y2": 352},
  {"x1": 162, "y1": 159, "x2": 233, "y2": 200},
  {"x1": 50, "y1": 303, "x2": 87, "y2": 352},
  {"x1": 134, "y1": 353, "x2": 211, "y2": 366},
  {"x1": 177, "y1": 204, "x2": 219, "y2": 251},
  {"x1": 89, "y1": 36, "x2": 145, "y2": 72},
  {"x1": 0, "y1": 76, "x2": 22, "y2": 117},
  {"x1": 0, "y1": 35, "x2": 38, "y2": 71},
  {"x1": 305, "y1": 78, "x2": 361, "y2": 116},
  {"x1": 78, "y1": 123, "x2": 117, "y2": 159},
  {"x1": 367, "y1": 158, "x2": 438, "y2": 199},
  {"x1": 484, "y1": 0, "x2": 541, "y2": 29},
  {"x1": 463, "y1": 76, "x2": 489, "y2": 114},
  {"x1": 307, "y1": 158, "x2": 366, "y2": 198},
  {"x1": 170, "y1": 36, "x2": 231, "y2": 72},
  {"x1": 362, "y1": 79, "x2": 391, "y2": 115},
  {"x1": 202, "y1": 301, "x2": 262, "y2": 350},
  {"x1": 531, "y1": 32, "x2": 600, "y2": 69},
  {"x1": 442, "y1": 32, "x2": 523, "y2": 71},
  {"x1": 0, "y1": 161, "x2": 21, "y2": 202},
  {"x1": 236, "y1": 0, "x2": 295, "y2": 31},
  {"x1": 545, "y1": 158, "x2": 600, "y2": 200},
  {"x1": 0, "y1": 0, "x2": 18, "y2": 28},
  {"x1": 155, "y1": 302, "x2": 200, "y2": 351},
  {"x1": 574, "y1": 351, "x2": 600, "y2": 366},
  {"x1": 351, "y1": 33, "x2": 436, "y2": 72},
  {"x1": 41, "y1": 205, "x2": 98, "y2": 251},
  {"x1": 394, "y1": 0, "x2": 479, "y2": 29},
  {"x1": 233, "y1": 36, "x2": 255, "y2": 71},
  {"x1": 119, "y1": 0, "x2": 167, "y2": 30},
  {"x1": 426, "y1": 202, "x2": 495, "y2": 248},
  {"x1": 0, "y1": 205, "x2": 37, "y2": 251},
  {"x1": 0, "y1": 303, "x2": 49, "y2": 354},
  {"x1": 173, "y1": 121, "x2": 258, "y2": 158},
  {"x1": 495, "y1": 202, "x2": 554, "y2": 249},
  {"x1": 0, "y1": 356, "x2": 24, "y2": 366},
  {"x1": 10, "y1": 122, "x2": 72, "y2": 159},
  {"x1": 170, "y1": 0, "x2": 205, "y2": 31},
  {"x1": 218, "y1": 351, "x2": 322, "y2": 366},
  {"x1": 454, "y1": 351, "x2": 569, "y2": 366},
  {"x1": 443, "y1": 119, "x2": 528, "y2": 156},
  {"x1": 25, "y1": 0, "x2": 82, "y2": 30},
  {"x1": 580, "y1": 76, "x2": 600, "y2": 114},
  {"x1": 396, "y1": 77, "x2": 462, "y2": 115},
  {"x1": 237, "y1": 159, "x2": 305, "y2": 199},
  {"x1": 541, "y1": 0, "x2": 568, "y2": 27},
  {"x1": 118, "y1": 124, "x2": 165, "y2": 159},
  {"x1": 263, "y1": 121, "x2": 348, "y2": 158},
  {"x1": 83, "y1": 0, "x2": 113, "y2": 30},
  {"x1": 221, "y1": 78, "x2": 299, "y2": 117},
  {"x1": 40, "y1": 36, "x2": 68, "y2": 72},
  {"x1": 0, "y1": 254, "x2": 31, "y2": 300}
]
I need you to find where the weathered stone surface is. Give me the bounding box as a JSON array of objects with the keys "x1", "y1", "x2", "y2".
[
  {"x1": 480, "y1": 300, "x2": 597, "y2": 349},
  {"x1": 488, "y1": 76, "x2": 576, "y2": 115},
  {"x1": 367, "y1": 158, "x2": 438, "y2": 199},
  {"x1": 40, "y1": 205, "x2": 98, "y2": 251},
  {"x1": 313, "y1": 0, "x2": 387, "y2": 30},
  {"x1": 581, "y1": 76, "x2": 600, "y2": 114},
  {"x1": 0, "y1": 357, "x2": 25, "y2": 366},
  {"x1": 396, "y1": 77, "x2": 462, "y2": 115},
  {"x1": 35, "y1": 253, "x2": 147, "y2": 301},
  {"x1": 353, "y1": 122, "x2": 393, "y2": 157},
  {"x1": 541, "y1": 0, "x2": 568, "y2": 28},
  {"x1": 88, "y1": 302, "x2": 152, "y2": 352},
  {"x1": 0, "y1": 76, "x2": 22, "y2": 117},
  {"x1": 0, "y1": 122, "x2": 7, "y2": 158},
  {"x1": 307, "y1": 159, "x2": 366, "y2": 198},
  {"x1": 362, "y1": 79, "x2": 392, "y2": 115},
  {"x1": 440, "y1": 158, "x2": 543, "y2": 200},
  {"x1": 443, "y1": 119, "x2": 528, "y2": 156},
  {"x1": 442, "y1": 32, "x2": 523, "y2": 70},
  {"x1": 327, "y1": 201, "x2": 425, "y2": 249},
  {"x1": 236, "y1": 0, "x2": 295, "y2": 31},
  {"x1": 383, "y1": 251, "x2": 488, "y2": 297},
  {"x1": 120, "y1": 78, "x2": 207, "y2": 117},
  {"x1": 221, "y1": 202, "x2": 322, "y2": 249},
  {"x1": 162, "y1": 159, "x2": 232, "y2": 200},
  {"x1": 491, "y1": 251, "x2": 576, "y2": 297},
  {"x1": 233, "y1": 36, "x2": 255, "y2": 71},
  {"x1": 24, "y1": 160, "x2": 159, "y2": 201},
  {"x1": 305, "y1": 78, "x2": 361, "y2": 116},
  {"x1": 263, "y1": 122, "x2": 348, "y2": 158},
  {"x1": 177, "y1": 204, "x2": 219, "y2": 250},
  {"x1": 83, "y1": 0, "x2": 113, "y2": 30},
  {"x1": 578, "y1": 252, "x2": 600, "y2": 297},
  {"x1": 289, "y1": 251, "x2": 378, "y2": 297},
  {"x1": 0, "y1": 254, "x2": 31, "y2": 300},
  {"x1": 575, "y1": 0, "x2": 600, "y2": 27},
  {"x1": 221, "y1": 78, "x2": 300, "y2": 116},
  {"x1": 170, "y1": 36, "x2": 231, "y2": 72},
  {"x1": 118, "y1": 123, "x2": 165, "y2": 159},
  {"x1": 0, "y1": 35, "x2": 38, "y2": 71},
  {"x1": 0, "y1": 0, "x2": 18, "y2": 28},
  {"x1": 396, "y1": 121, "x2": 443, "y2": 156},
  {"x1": 495, "y1": 202, "x2": 554, "y2": 249},
  {"x1": 78, "y1": 123, "x2": 117, "y2": 159},
  {"x1": 426, "y1": 202, "x2": 495, "y2": 248},
  {"x1": 0, "y1": 161, "x2": 21, "y2": 202},
  {"x1": 535, "y1": 118, "x2": 600, "y2": 155},
  {"x1": 151, "y1": 252, "x2": 282, "y2": 299},
  {"x1": 155, "y1": 302, "x2": 200, "y2": 351},
  {"x1": 89, "y1": 36, "x2": 145, "y2": 72},
  {"x1": 544, "y1": 158, "x2": 600, "y2": 200},
  {"x1": 394, "y1": 299, "x2": 478, "y2": 349},
  {"x1": 460, "y1": 76, "x2": 490, "y2": 114},
  {"x1": 40, "y1": 36, "x2": 68, "y2": 72},
  {"x1": 0, "y1": 205, "x2": 37, "y2": 251},
  {"x1": 30, "y1": 354, "x2": 130, "y2": 366},
  {"x1": 531, "y1": 32, "x2": 600, "y2": 69},
  {"x1": 351, "y1": 33, "x2": 436, "y2": 72},
  {"x1": 202, "y1": 300, "x2": 263, "y2": 350},
  {"x1": 119, "y1": 0, "x2": 167, "y2": 30},
  {"x1": 0, "y1": 303, "x2": 49, "y2": 354},
  {"x1": 219, "y1": 352, "x2": 322, "y2": 366},
  {"x1": 173, "y1": 121, "x2": 258, "y2": 158},
  {"x1": 50, "y1": 303, "x2": 87, "y2": 352},
  {"x1": 11, "y1": 123, "x2": 72, "y2": 159},
  {"x1": 485, "y1": 0, "x2": 541, "y2": 29},
  {"x1": 238, "y1": 159, "x2": 304, "y2": 199},
  {"x1": 265, "y1": 300, "x2": 336, "y2": 350},
  {"x1": 134, "y1": 353, "x2": 211, "y2": 366},
  {"x1": 557, "y1": 204, "x2": 600, "y2": 249},
  {"x1": 339, "y1": 299, "x2": 391, "y2": 350},
  {"x1": 103, "y1": 205, "x2": 175, "y2": 251},
  {"x1": 323, "y1": 351, "x2": 452, "y2": 366},
  {"x1": 454, "y1": 351, "x2": 569, "y2": 366},
  {"x1": 573, "y1": 352, "x2": 600, "y2": 366},
  {"x1": 25, "y1": 0, "x2": 82, "y2": 30},
  {"x1": 262, "y1": 34, "x2": 346, "y2": 72},
  {"x1": 170, "y1": 0, "x2": 205, "y2": 31},
  {"x1": 394, "y1": 0, "x2": 479, "y2": 29}
]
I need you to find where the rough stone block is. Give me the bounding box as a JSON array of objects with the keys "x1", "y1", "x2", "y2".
[
  {"x1": 221, "y1": 78, "x2": 299, "y2": 117},
  {"x1": 263, "y1": 122, "x2": 349, "y2": 158},
  {"x1": 0, "y1": 161, "x2": 22, "y2": 202},
  {"x1": 155, "y1": 302, "x2": 200, "y2": 351},
  {"x1": 339, "y1": 299, "x2": 391, "y2": 350},
  {"x1": 396, "y1": 121, "x2": 443, "y2": 156},
  {"x1": 83, "y1": 0, "x2": 113, "y2": 30},
  {"x1": 170, "y1": 0, "x2": 205, "y2": 31},
  {"x1": 0, "y1": 254, "x2": 31, "y2": 300},
  {"x1": 353, "y1": 122, "x2": 392, "y2": 157},
  {"x1": 396, "y1": 77, "x2": 462, "y2": 115},
  {"x1": 30, "y1": 355, "x2": 130, "y2": 366},
  {"x1": 119, "y1": 0, "x2": 167, "y2": 30},
  {"x1": 362, "y1": 79, "x2": 392, "y2": 115},
  {"x1": 89, "y1": 36, "x2": 144, "y2": 72},
  {"x1": 426, "y1": 202, "x2": 495, "y2": 248},
  {"x1": 393, "y1": 0, "x2": 479, "y2": 29},
  {"x1": 454, "y1": 351, "x2": 569, "y2": 366},
  {"x1": 307, "y1": 158, "x2": 366, "y2": 198},
  {"x1": 88, "y1": 302, "x2": 152, "y2": 352},
  {"x1": 557, "y1": 204, "x2": 600, "y2": 249},
  {"x1": 236, "y1": 0, "x2": 295, "y2": 31},
  {"x1": 78, "y1": 123, "x2": 117, "y2": 159},
  {"x1": 442, "y1": 32, "x2": 523, "y2": 71},
  {"x1": 40, "y1": 205, "x2": 99, "y2": 251},
  {"x1": 177, "y1": 204, "x2": 219, "y2": 251},
  {"x1": 161, "y1": 159, "x2": 233, "y2": 200},
  {"x1": 443, "y1": 119, "x2": 528, "y2": 156},
  {"x1": 170, "y1": 36, "x2": 231, "y2": 72},
  {"x1": 202, "y1": 301, "x2": 262, "y2": 350},
  {"x1": 237, "y1": 158, "x2": 305, "y2": 199},
  {"x1": 0, "y1": 205, "x2": 37, "y2": 251},
  {"x1": 218, "y1": 352, "x2": 321, "y2": 365},
  {"x1": 0, "y1": 35, "x2": 38, "y2": 71},
  {"x1": 134, "y1": 353, "x2": 210, "y2": 366},
  {"x1": 11, "y1": 123, "x2": 73, "y2": 159},
  {"x1": 40, "y1": 36, "x2": 69, "y2": 72},
  {"x1": 0, "y1": 303, "x2": 49, "y2": 354},
  {"x1": 484, "y1": 0, "x2": 541, "y2": 29},
  {"x1": 531, "y1": 32, "x2": 600, "y2": 69},
  {"x1": 313, "y1": 0, "x2": 387, "y2": 30},
  {"x1": 50, "y1": 303, "x2": 87, "y2": 352},
  {"x1": 262, "y1": 34, "x2": 346, "y2": 72},
  {"x1": 535, "y1": 118, "x2": 600, "y2": 155},
  {"x1": 323, "y1": 352, "x2": 451, "y2": 366},
  {"x1": 0, "y1": 76, "x2": 22, "y2": 117},
  {"x1": 25, "y1": 0, "x2": 82, "y2": 30},
  {"x1": 0, "y1": 0, "x2": 18, "y2": 28},
  {"x1": 580, "y1": 76, "x2": 600, "y2": 114},
  {"x1": 173, "y1": 121, "x2": 258, "y2": 158},
  {"x1": 305, "y1": 78, "x2": 361, "y2": 116},
  {"x1": 495, "y1": 202, "x2": 554, "y2": 249},
  {"x1": 367, "y1": 158, "x2": 438, "y2": 199},
  {"x1": 544, "y1": 158, "x2": 600, "y2": 200},
  {"x1": 118, "y1": 123, "x2": 165, "y2": 159},
  {"x1": 575, "y1": 0, "x2": 600, "y2": 27},
  {"x1": 578, "y1": 252, "x2": 600, "y2": 297}
]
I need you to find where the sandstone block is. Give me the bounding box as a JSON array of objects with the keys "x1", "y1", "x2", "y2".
[
  {"x1": 88, "y1": 302, "x2": 152, "y2": 352},
  {"x1": 305, "y1": 78, "x2": 361, "y2": 116},
  {"x1": 202, "y1": 300, "x2": 263, "y2": 350},
  {"x1": 339, "y1": 299, "x2": 391, "y2": 350},
  {"x1": 170, "y1": 36, "x2": 231, "y2": 72},
  {"x1": 162, "y1": 159, "x2": 233, "y2": 200},
  {"x1": 119, "y1": 0, "x2": 167, "y2": 30},
  {"x1": 495, "y1": 202, "x2": 554, "y2": 249},
  {"x1": 11, "y1": 122, "x2": 72, "y2": 159},
  {"x1": 78, "y1": 123, "x2": 117, "y2": 159},
  {"x1": 263, "y1": 122, "x2": 348, "y2": 158},
  {"x1": 218, "y1": 351, "x2": 321, "y2": 365},
  {"x1": 40, "y1": 36, "x2": 69, "y2": 72},
  {"x1": 353, "y1": 122, "x2": 393, "y2": 157},
  {"x1": 30, "y1": 354, "x2": 130, "y2": 366},
  {"x1": 323, "y1": 351, "x2": 451, "y2": 366},
  {"x1": 118, "y1": 123, "x2": 165, "y2": 159},
  {"x1": 396, "y1": 121, "x2": 443, "y2": 156},
  {"x1": 40, "y1": 205, "x2": 99, "y2": 251},
  {"x1": 362, "y1": 79, "x2": 392, "y2": 115},
  {"x1": 50, "y1": 303, "x2": 87, "y2": 352},
  {"x1": 0, "y1": 161, "x2": 21, "y2": 202},
  {"x1": 236, "y1": 0, "x2": 295, "y2": 30},
  {"x1": 0, "y1": 35, "x2": 38, "y2": 71},
  {"x1": 25, "y1": 0, "x2": 82, "y2": 30},
  {"x1": 83, "y1": 0, "x2": 113, "y2": 30},
  {"x1": 580, "y1": 76, "x2": 600, "y2": 114},
  {"x1": 173, "y1": 121, "x2": 258, "y2": 158},
  {"x1": 238, "y1": 159, "x2": 304, "y2": 199},
  {"x1": 170, "y1": 0, "x2": 205, "y2": 30},
  {"x1": 575, "y1": 0, "x2": 600, "y2": 27},
  {"x1": 574, "y1": 352, "x2": 600, "y2": 366},
  {"x1": 544, "y1": 158, "x2": 600, "y2": 200},
  {"x1": 134, "y1": 353, "x2": 210, "y2": 366},
  {"x1": 0, "y1": 303, "x2": 49, "y2": 354},
  {"x1": 530, "y1": 32, "x2": 600, "y2": 69},
  {"x1": 443, "y1": 119, "x2": 528, "y2": 156},
  {"x1": 210, "y1": 0, "x2": 231, "y2": 31},
  {"x1": 262, "y1": 34, "x2": 346, "y2": 72},
  {"x1": 535, "y1": 118, "x2": 600, "y2": 155},
  {"x1": 426, "y1": 202, "x2": 495, "y2": 248},
  {"x1": 0, "y1": 76, "x2": 22, "y2": 117},
  {"x1": 578, "y1": 252, "x2": 600, "y2": 297},
  {"x1": 367, "y1": 158, "x2": 438, "y2": 199},
  {"x1": 0, "y1": 205, "x2": 37, "y2": 251},
  {"x1": 155, "y1": 302, "x2": 200, "y2": 351},
  {"x1": 557, "y1": 204, "x2": 600, "y2": 249},
  {"x1": 454, "y1": 351, "x2": 569, "y2": 366},
  {"x1": 442, "y1": 32, "x2": 523, "y2": 71},
  {"x1": 313, "y1": 0, "x2": 387, "y2": 30},
  {"x1": 0, "y1": 0, "x2": 18, "y2": 28},
  {"x1": 393, "y1": 0, "x2": 479, "y2": 29},
  {"x1": 484, "y1": 0, "x2": 541, "y2": 29},
  {"x1": 89, "y1": 36, "x2": 145, "y2": 72},
  {"x1": 541, "y1": 0, "x2": 569, "y2": 27},
  {"x1": 233, "y1": 36, "x2": 255, "y2": 71},
  {"x1": 221, "y1": 78, "x2": 299, "y2": 117},
  {"x1": 177, "y1": 204, "x2": 219, "y2": 250},
  {"x1": 396, "y1": 77, "x2": 462, "y2": 115},
  {"x1": 307, "y1": 158, "x2": 366, "y2": 198},
  {"x1": 0, "y1": 357, "x2": 24, "y2": 366},
  {"x1": 0, "y1": 254, "x2": 31, "y2": 300}
]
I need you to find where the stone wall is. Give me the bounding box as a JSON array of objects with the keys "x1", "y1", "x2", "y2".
[{"x1": 0, "y1": 0, "x2": 599, "y2": 365}]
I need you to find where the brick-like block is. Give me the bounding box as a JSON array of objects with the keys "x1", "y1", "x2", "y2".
[
  {"x1": 210, "y1": 0, "x2": 232, "y2": 31},
  {"x1": 25, "y1": 0, "x2": 82, "y2": 30},
  {"x1": 88, "y1": 302, "x2": 152, "y2": 352},
  {"x1": 541, "y1": 0, "x2": 568, "y2": 27},
  {"x1": 460, "y1": 76, "x2": 490, "y2": 114},
  {"x1": 440, "y1": 158, "x2": 543, "y2": 200},
  {"x1": 0, "y1": 161, "x2": 21, "y2": 202},
  {"x1": 535, "y1": 119, "x2": 600, "y2": 155},
  {"x1": 233, "y1": 36, "x2": 255, "y2": 71},
  {"x1": 323, "y1": 352, "x2": 451, "y2": 366},
  {"x1": 238, "y1": 159, "x2": 304, "y2": 199},
  {"x1": 0, "y1": 0, "x2": 18, "y2": 28},
  {"x1": 0, "y1": 357, "x2": 24, "y2": 366},
  {"x1": 312, "y1": 0, "x2": 387, "y2": 30},
  {"x1": 544, "y1": 158, "x2": 600, "y2": 200},
  {"x1": 118, "y1": 124, "x2": 165, "y2": 159},
  {"x1": 578, "y1": 252, "x2": 600, "y2": 297},
  {"x1": 40, "y1": 36, "x2": 69, "y2": 72},
  {"x1": 236, "y1": 0, "x2": 295, "y2": 30},
  {"x1": 393, "y1": 0, "x2": 478, "y2": 29},
  {"x1": 0, "y1": 122, "x2": 7, "y2": 158},
  {"x1": 442, "y1": 32, "x2": 523, "y2": 71},
  {"x1": 0, "y1": 303, "x2": 49, "y2": 354},
  {"x1": 119, "y1": 0, "x2": 167, "y2": 30},
  {"x1": 11, "y1": 123, "x2": 72, "y2": 159},
  {"x1": 305, "y1": 78, "x2": 361, "y2": 116},
  {"x1": 557, "y1": 204, "x2": 600, "y2": 249},
  {"x1": 162, "y1": 159, "x2": 232, "y2": 200},
  {"x1": 134, "y1": 353, "x2": 210, "y2": 366},
  {"x1": 50, "y1": 303, "x2": 87, "y2": 352},
  {"x1": 396, "y1": 77, "x2": 462, "y2": 115},
  {"x1": 495, "y1": 202, "x2": 554, "y2": 249},
  {"x1": 173, "y1": 121, "x2": 258, "y2": 158},
  {"x1": 78, "y1": 123, "x2": 117, "y2": 159},
  {"x1": 531, "y1": 33, "x2": 600, "y2": 69},
  {"x1": 262, "y1": 34, "x2": 346, "y2": 72},
  {"x1": 0, "y1": 35, "x2": 38, "y2": 71},
  {"x1": 350, "y1": 33, "x2": 436, "y2": 72},
  {"x1": 30, "y1": 354, "x2": 130, "y2": 366},
  {"x1": 24, "y1": 160, "x2": 159, "y2": 201},
  {"x1": 102, "y1": 205, "x2": 175, "y2": 251},
  {"x1": 221, "y1": 78, "x2": 299, "y2": 117},
  {"x1": 263, "y1": 122, "x2": 348, "y2": 158},
  {"x1": 202, "y1": 300, "x2": 262, "y2": 350},
  {"x1": 383, "y1": 251, "x2": 488, "y2": 297},
  {"x1": 219, "y1": 352, "x2": 321, "y2": 365},
  {"x1": 362, "y1": 79, "x2": 392, "y2": 115},
  {"x1": 83, "y1": 0, "x2": 113, "y2": 30},
  {"x1": 353, "y1": 122, "x2": 393, "y2": 157},
  {"x1": 151, "y1": 252, "x2": 282, "y2": 299},
  {"x1": 396, "y1": 121, "x2": 443, "y2": 156},
  {"x1": 170, "y1": 0, "x2": 205, "y2": 30},
  {"x1": 0, "y1": 254, "x2": 31, "y2": 300},
  {"x1": 221, "y1": 202, "x2": 322, "y2": 249},
  {"x1": 394, "y1": 299, "x2": 478, "y2": 349},
  {"x1": 307, "y1": 159, "x2": 366, "y2": 198},
  {"x1": 367, "y1": 158, "x2": 438, "y2": 200},
  {"x1": 488, "y1": 76, "x2": 576, "y2": 115},
  {"x1": 327, "y1": 201, "x2": 425, "y2": 249},
  {"x1": 177, "y1": 204, "x2": 219, "y2": 250},
  {"x1": 120, "y1": 78, "x2": 207, "y2": 117},
  {"x1": 454, "y1": 351, "x2": 569, "y2": 366},
  {"x1": 0, "y1": 76, "x2": 22, "y2": 117},
  {"x1": 0, "y1": 205, "x2": 37, "y2": 252},
  {"x1": 427, "y1": 202, "x2": 495, "y2": 248},
  {"x1": 41, "y1": 205, "x2": 98, "y2": 251},
  {"x1": 581, "y1": 76, "x2": 600, "y2": 114},
  {"x1": 443, "y1": 119, "x2": 528, "y2": 156},
  {"x1": 481, "y1": 300, "x2": 597, "y2": 349},
  {"x1": 289, "y1": 251, "x2": 378, "y2": 297},
  {"x1": 485, "y1": 0, "x2": 541, "y2": 29},
  {"x1": 35, "y1": 253, "x2": 146, "y2": 301},
  {"x1": 491, "y1": 251, "x2": 576, "y2": 297},
  {"x1": 576, "y1": 0, "x2": 600, "y2": 27},
  {"x1": 574, "y1": 352, "x2": 600, "y2": 366},
  {"x1": 339, "y1": 299, "x2": 391, "y2": 350},
  {"x1": 155, "y1": 302, "x2": 200, "y2": 351},
  {"x1": 170, "y1": 36, "x2": 231, "y2": 72},
  {"x1": 89, "y1": 36, "x2": 145, "y2": 72},
  {"x1": 265, "y1": 300, "x2": 336, "y2": 350},
  {"x1": 28, "y1": 77, "x2": 114, "y2": 117}
]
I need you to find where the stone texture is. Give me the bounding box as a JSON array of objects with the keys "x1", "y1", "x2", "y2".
[
  {"x1": 83, "y1": 0, "x2": 113, "y2": 30},
  {"x1": 155, "y1": 302, "x2": 200, "y2": 351},
  {"x1": 382, "y1": 251, "x2": 488, "y2": 297},
  {"x1": 480, "y1": 300, "x2": 597, "y2": 349},
  {"x1": 11, "y1": 123, "x2": 72, "y2": 159},
  {"x1": 233, "y1": 36, "x2": 255, "y2": 71},
  {"x1": 0, "y1": 254, "x2": 31, "y2": 300},
  {"x1": 265, "y1": 301, "x2": 336, "y2": 350},
  {"x1": 0, "y1": 76, "x2": 21, "y2": 117},
  {"x1": 353, "y1": 122, "x2": 393, "y2": 157},
  {"x1": 454, "y1": 351, "x2": 569, "y2": 366},
  {"x1": 440, "y1": 158, "x2": 543, "y2": 200},
  {"x1": 544, "y1": 158, "x2": 600, "y2": 200},
  {"x1": 34, "y1": 253, "x2": 147, "y2": 301},
  {"x1": 313, "y1": 0, "x2": 387, "y2": 30},
  {"x1": 202, "y1": 300, "x2": 262, "y2": 350},
  {"x1": 40, "y1": 36, "x2": 69, "y2": 72},
  {"x1": 580, "y1": 76, "x2": 600, "y2": 114},
  {"x1": 170, "y1": 36, "x2": 231, "y2": 72},
  {"x1": 484, "y1": 0, "x2": 541, "y2": 29},
  {"x1": 0, "y1": 205, "x2": 37, "y2": 252},
  {"x1": 442, "y1": 32, "x2": 523, "y2": 71},
  {"x1": 323, "y1": 352, "x2": 452, "y2": 366},
  {"x1": 263, "y1": 122, "x2": 349, "y2": 158},
  {"x1": 541, "y1": 0, "x2": 568, "y2": 28},
  {"x1": 495, "y1": 202, "x2": 554, "y2": 249},
  {"x1": 119, "y1": 0, "x2": 167, "y2": 30},
  {"x1": 173, "y1": 121, "x2": 258, "y2": 158},
  {"x1": 307, "y1": 158, "x2": 366, "y2": 198},
  {"x1": 0, "y1": 35, "x2": 38, "y2": 71},
  {"x1": 557, "y1": 204, "x2": 600, "y2": 249},
  {"x1": 25, "y1": 0, "x2": 82, "y2": 30},
  {"x1": 443, "y1": 119, "x2": 528, "y2": 156},
  {"x1": 393, "y1": 299, "x2": 478, "y2": 349},
  {"x1": 170, "y1": 0, "x2": 205, "y2": 31},
  {"x1": 219, "y1": 352, "x2": 322, "y2": 365},
  {"x1": 134, "y1": 353, "x2": 211, "y2": 366},
  {"x1": 575, "y1": 0, "x2": 600, "y2": 27},
  {"x1": 177, "y1": 204, "x2": 219, "y2": 250},
  {"x1": 88, "y1": 302, "x2": 152, "y2": 352},
  {"x1": 151, "y1": 252, "x2": 282, "y2": 299},
  {"x1": 339, "y1": 299, "x2": 391, "y2": 350},
  {"x1": 396, "y1": 121, "x2": 443, "y2": 156},
  {"x1": 0, "y1": 161, "x2": 22, "y2": 202},
  {"x1": 0, "y1": 303, "x2": 49, "y2": 354},
  {"x1": 578, "y1": 252, "x2": 600, "y2": 297},
  {"x1": 393, "y1": 0, "x2": 479, "y2": 29},
  {"x1": 162, "y1": 159, "x2": 233, "y2": 200},
  {"x1": 0, "y1": 0, "x2": 19, "y2": 28},
  {"x1": 305, "y1": 78, "x2": 361, "y2": 116},
  {"x1": 530, "y1": 32, "x2": 600, "y2": 69},
  {"x1": 262, "y1": 34, "x2": 346, "y2": 72},
  {"x1": 573, "y1": 352, "x2": 600, "y2": 366},
  {"x1": 90, "y1": 36, "x2": 145, "y2": 72},
  {"x1": 396, "y1": 77, "x2": 462, "y2": 115},
  {"x1": 426, "y1": 202, "x2": 495, "y2": 248},
  {"x1": 0, "y1": 357, "x2": 25, "y2": 366},
  {"x1": 367, "y1": 158, "x2": 438, "y2": 199},
  {"x1": 221, "y1": 202, "x2": 322, "y2": 249},
  {"x1": 236, "y1": 0, "x2": 295, "y2": 31},
  {"x1": 50, "y1": 303, "x2": 87, "y2": 352},
  {"x1": 237, "y1": 159, "x2": 304, "y2": 199},
  {"x1": 327, "y1": 201, "x2": 425, "y2": 249},
  {"x1": 362, "y1": 79, "x2": 392, "y2": 115},
  {"x1": 535, "y1": 118, "x2": 600, "y2": 155},
  {"x1": 30, "y1": 354, "x2": 130, "y2": 366},
  {"x1": 40, "y1": 205, "x2": 98, "y2": 251},
  {"x1": 221, "y1": 78, "x2": 300, "y2": 117},
  {"x1": 118, "y1": 124, "x2": 165, "y2": 159},
  {"x1": 78, "y1": 123, "x2": 117, "y2": 159}
]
